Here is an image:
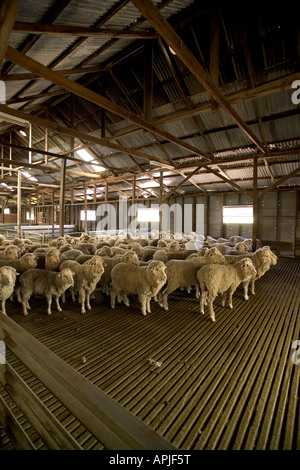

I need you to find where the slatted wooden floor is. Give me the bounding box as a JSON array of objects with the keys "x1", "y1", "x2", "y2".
[{"x1": 1, "y1": 257, "x2": 299, "y2": 450}]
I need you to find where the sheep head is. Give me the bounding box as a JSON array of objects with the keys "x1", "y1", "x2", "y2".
[
  {"x1": 205, "y1": 247, "x2": 225, "y2": 263},
  {"x1": 148, "y1": 260, "x2": 167, "y2": 283},
  {"x1": 236, "y1": 258, "x2": 257, "y2": 279}
]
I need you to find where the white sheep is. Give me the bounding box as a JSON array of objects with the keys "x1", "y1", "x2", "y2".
[
  {"x1": 18, "y1": 268, "x2": 75, "y2": 316},
  {"x1": 0, "y1": 253, "x2": 37, "y2": 272},
  {"x1": 98, "y1": 251, "x2": 140, "y2": 294},
  {"x1": 160, "y1": 247, "x2": 225, "y2": 310},
  {"x1": 59, "y1": 256, "x2": 105, "y2": 314},
  {"x1": 110, "y1": 260, "x2": 167, "y2": 316},
  {"x1": 224, "y1": 246, "x2": 277, "y2": 299},
  {"x1": 198, "y1": 258, "x2": 257, "y2": 322},
  {"x1": 0, "y1": 245, "x2": 21, "y2": 260},
  {"x1": 0, "y1": 266, "x2": 18, "y2": 315},
  {"x1": 45, "y1": 247, "x2": 61, "y2": 271}
]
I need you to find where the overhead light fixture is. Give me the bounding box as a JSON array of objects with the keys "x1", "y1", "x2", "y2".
[
  {"x1": 169, "y1": 46, "x2": 176, "y2": 55},
  {"x1": 19, "y1": 129, "x2": 27, "y2": 137}
]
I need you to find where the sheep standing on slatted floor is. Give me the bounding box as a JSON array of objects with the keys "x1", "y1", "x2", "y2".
[
  {"x1": 224, "y1": 246, "x2": 278, "y2": 299},
  {"x1": 197, "y1": 258, "x2": 257, "y2": 322},
  {"x1": 160, "y1": 247, "x2": 225, "y2": 310},
  {"x1": 110, "y1": 260, "x2": 167, "y2": 316},
  {"x1": 59, "y1": 256, "x2": 105, "y2": 314},
  {"x1": 0, "y1": 266, "x2": 18, "y2": 315},
  {"x1": 17, "y1": 268, "x2": 75, "y2": 316}
]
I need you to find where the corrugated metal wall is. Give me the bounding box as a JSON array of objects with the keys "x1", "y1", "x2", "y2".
[{"x1": 69, "y1": 190, "x2": 298, "y2": 253}]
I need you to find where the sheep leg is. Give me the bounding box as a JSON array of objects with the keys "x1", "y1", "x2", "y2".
[
  {"x1": 200, "y1": 291, "x2": 207, "y2": 315},
  {"x1": 146, "y1": 295, "x2": 151, "y2": 314},
  {"x1": 86, "y1": 290, "x2": 92, "y2": 310},
  {"x1": 1, "y1": 300, "x2": 6, "y2": 315},
  {"x1": 139, "y1": 294, "x2": 148, "y2": 316},
  {"x1": 46, "y1": 294, "x2": 53, "y2": 315},
  {"x1": 221, "y1": 290, "x2": 228, "y2": 307},
  {"x1": 78, "y1": 289, "x2": 86, "y2": 315},
  {"x1": 227, "y1": 287, "x2": 235, "y2": 309},
  {"x1": 15, "y1": 285, "x2": 22, "y2": 303},
  {"x1": 55, "y1": 295, "x2": 62, "y2": 312},
  {"x1": 243, "y1": 280, "x2": 250, "y2": 300},
  {"x1": 195, "y1": 284, "x2": 200, "y2": 298},
  {"x1": 123, "y1": 294, "x2": 130, "y2": 307},
  {"x1": 21, "y1": 291, "x2": 31, "y2": 316},
  {"x1": 250, "y1": 279, "x2": 255, "y2": 295},
  {"x1": 207, "y1": 293, "x2": 216, "y2": 322},
  {"x1": 110, "y1": 287, "x2": 117, "y2": 309}
]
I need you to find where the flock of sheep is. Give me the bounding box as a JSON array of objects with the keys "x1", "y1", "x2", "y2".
[{"x1": 0, "y1": 230, "x2": 278, "y2": 322}]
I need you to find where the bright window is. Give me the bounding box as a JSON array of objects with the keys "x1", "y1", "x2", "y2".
[
  {"x1": 223, "y1": 205, "x2": 253, "y2": 224},
  {"x1": 80, "y1": 210, "x2": 96, "y2": 221},
  {"x1": 137, "y1": 208, "x2": 159, "y2": 223}
]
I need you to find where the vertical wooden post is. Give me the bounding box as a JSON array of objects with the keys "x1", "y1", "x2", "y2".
[
  {"x1": 59, "y1": 157, "x2": 66, "y2": 237},
  {"x1": 44, "y1": 128, "x2": 48, "y2": 164},
  {"x1": 101, "y1": 74, "x2": 106, "y2": 138},
  {"x1": 28, "y1": 196, "x2": 32, "y2": 226},
  {"x1": 132, "y1": 175, "x2": 136, "y2": 235},
  {"x1": 52, "y1": 191, "x2": 55, "y2": 235},
  {"x1": 28, "y1": 123, "x2": 32, "y2": 164},
  {"x1": 220, "y1": 193, "x2": 224, "y2": 238},
  {"x1": 1, "y1": 146, "x2": 3, "y2": 178},
  {"x1": 159, "y1": 171, "x2": 163, "y2": 237},
  {"x1": 252, "y1": 157, "x2": 258, "y2": 251},
  {"x1": 17, "y1": 170, "x2": 21, "y2": 237},
  {"x1": 144, "y1": 40, "x2": 153, "y2": 122},
  {"x1": 9, "y1": 132, "x2": 12, "y2": 175},
  {"x1": 105, "y1": 182, "x2": 108, "y2": 203},
  {"x1": 84, "y1": 185, "x2": 88, "y2": 234}
]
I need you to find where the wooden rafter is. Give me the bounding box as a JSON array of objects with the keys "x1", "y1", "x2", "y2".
[
  {"x1": 5, "y1": 46, "x2": 210, "y2": 161},
  {"x1": 12, "y1": 21, "x2": 157, "y2": 39},
  {"x1": 0, "y1": 0, "x2": 20, "y2": 68},
  {"x1": 131, "y1": 0, "x2": 266, "y2": 154}
]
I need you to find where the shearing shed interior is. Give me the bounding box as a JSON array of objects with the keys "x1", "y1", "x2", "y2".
[{"x1": 0, "y1": 0, "x2": 299, "y2": 453}]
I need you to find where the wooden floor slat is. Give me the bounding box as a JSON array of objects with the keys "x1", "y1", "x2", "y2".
[{"x1": 1, "y1": 257, "x2": 299, "y2": 450}]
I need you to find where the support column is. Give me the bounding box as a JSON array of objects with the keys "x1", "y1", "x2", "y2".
[
  {"x1": 144, "y1": 40, "x2": 153, "y2": 122},
  {"x1": 59, "y1": 158, "x2": 66, "y2": 237},
  {"x1": 252, "y1": 157, "x2": 258, "y2": 251},
  {"x1": 17, "y1": 170, "x2": 21, "y2": 237}
]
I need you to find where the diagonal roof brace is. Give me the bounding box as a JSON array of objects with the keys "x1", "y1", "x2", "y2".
[{"x1": 131, "y1": 0, "x2": 266, "y2": 155}]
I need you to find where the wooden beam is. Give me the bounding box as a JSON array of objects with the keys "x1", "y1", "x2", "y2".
[
  {"x1": 257, "y1": 166, "x2": 300, "y2": 199},
  {"x1": 17, "y1": 170, "x2": 21, "y2": 236},
  {"x1": 0, "y1": 0, "x2": 20, "y2": 68},
  {"x1": 131, "y1": 0, "x2": 265, "y2": 154},
  {"x1": 0, "y1": 65, "x2": 107, "y2": 82},
  {"x1": 12, "y1": 21, "x2": 157, "y2": 39},
  {"x1": 252, "y1": 157, "x2": 258, "y2": 251},
  {"x1": 59, "y1": 157, "x2": 66, "y2": 237},
  {"x1": 0, "y1": 103, "x2": 176, "y2": 167},
  {"x1": 209, "y1": 10, "x2": 220, "y2": 111},
  {"x1": 5, "y1": 46, "x2": 208, "y2": 160},
  {"x1": 144, "y1": 40, "x2": 153, "y2": 122},
  {"x1": 162, "y1": 166, "x2": 202, "y2": 202}
]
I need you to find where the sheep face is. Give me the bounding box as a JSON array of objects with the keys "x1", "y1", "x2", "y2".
[
  {"x1": 237, "y1": 258, "x2": 257, "y2": 279},
  {"x1": 0, "y1": 266, "x2": 18, "y2": 287},
  {"x1": 59, "y1": 268, "x2": 75, "y2": 289},
  {"x1": 205, "y1": 248, "x2": 225, "y2": 263},
  {"x1": 122, "y1": 252, "x2": 140, "y2": 265},
  {"x1": 148, "y1": 261, "x2": 167, "y2": 283},
  {"x1": 22, "y1": 253, "x2": 38, "y2": 269}
]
